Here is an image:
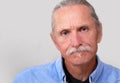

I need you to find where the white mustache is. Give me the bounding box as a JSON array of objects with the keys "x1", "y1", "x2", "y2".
[{"x1": 66, "y1": 46, "x2": 91, "y2": 56}]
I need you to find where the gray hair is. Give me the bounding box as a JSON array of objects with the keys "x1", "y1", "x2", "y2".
[{"x1": 51, "y1": 0, "x2": 101, "y2": 32}]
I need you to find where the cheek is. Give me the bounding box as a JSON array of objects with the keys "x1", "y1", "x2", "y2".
[
  {"x1": 56, "y1": 37, "x2": 71, "y2": 55},
  {"x1": 83, "y1": 31, "x2": 98, "y2": 49},
  {"x1": 87, "y1": 30, "x2": 99, "y2": 43},
  {"x1": 88, "y1": 33, "x2": 98, "y2": 52},
  {"x1": 89, "y1": 36, "x2": 98, "y2": 44}
]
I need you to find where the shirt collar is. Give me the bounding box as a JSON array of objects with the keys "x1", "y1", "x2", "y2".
[
  {"x1": 55, "y1": 57, "x2": 65, "y2": 81},
  {"x1": 89, "y1": 56, "x2": 104, "y2": 82}
]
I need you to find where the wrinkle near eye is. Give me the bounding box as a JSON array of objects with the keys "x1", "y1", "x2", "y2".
[
  {"x1": 78, "y1": 26, "x2": 89, "y2": 32},
  {"x1": 60, "y1": 30, "x2": 70, "y2": 36}
]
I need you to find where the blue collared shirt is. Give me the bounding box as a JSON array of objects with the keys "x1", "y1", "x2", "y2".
[{"x1": 13, "y1": 56, "x2": 120, "y2": 83}]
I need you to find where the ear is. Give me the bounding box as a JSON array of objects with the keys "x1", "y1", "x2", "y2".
[
  {"x1": 97, "y1": 23, "x2": 102, "y2": 43},
  {"x1": 50, "y1": 33, "x2": 60, "y2": 50}
]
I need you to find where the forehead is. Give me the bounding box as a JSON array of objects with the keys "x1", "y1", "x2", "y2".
[{"x1": 53, "y1": 5, "x2": 95, "y2": 31}]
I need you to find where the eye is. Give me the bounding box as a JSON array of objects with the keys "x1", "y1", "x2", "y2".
[
  {"x1": 61, "y1": 30, "x2": 69, "y2": 36},
  {"x1": 79, "y1": 26, "x2": 89, "y2": 32}
]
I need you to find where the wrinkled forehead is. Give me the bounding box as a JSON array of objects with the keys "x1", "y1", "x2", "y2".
[{"x1": 52, "y1": 5, "x2": 96, "y2": 31}]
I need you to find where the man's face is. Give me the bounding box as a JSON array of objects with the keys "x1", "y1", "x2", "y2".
[{"x1": 51, "y1": 5, "x2": 102, "y2": 65}]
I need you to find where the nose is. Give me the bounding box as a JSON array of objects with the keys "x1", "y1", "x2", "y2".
[{"x1": 70, "y1": 32, "x2": 81, "y2": 48}]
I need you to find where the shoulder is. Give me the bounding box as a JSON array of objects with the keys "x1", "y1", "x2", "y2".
[
  {"x1": 96, "y1": 56, "x2": 120, "y2": 78},
  {"x1": 103, "y1": 63, "x2": 120, "y2": 74},
  {"x1": 102, "y1": 63, "x2": 120, "y2": 81},
  {"x1": 13, "y1": 61, "x2": 59, "y2": 83}
]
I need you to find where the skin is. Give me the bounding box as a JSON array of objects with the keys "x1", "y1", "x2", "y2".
[{"x1": 51, "y1": 5, "x2": 102, "y2": 81}]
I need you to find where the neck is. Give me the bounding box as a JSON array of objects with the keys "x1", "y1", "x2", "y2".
[{"x1": 64, "y1": 56, "x2": 97, "y2": 81}]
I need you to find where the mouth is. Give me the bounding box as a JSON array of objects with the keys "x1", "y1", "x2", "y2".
[{"x1": 75, "y1": 52, "x2": 82, "y2": 57}]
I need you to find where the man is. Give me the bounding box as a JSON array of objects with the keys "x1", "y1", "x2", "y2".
[{"x1": 13, "y1": 0, "x2": 120, "y2": 83}]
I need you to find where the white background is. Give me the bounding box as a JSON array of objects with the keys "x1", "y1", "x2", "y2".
[{"x1": 0, "y1": 0, "x2": 120, "y2": 83}]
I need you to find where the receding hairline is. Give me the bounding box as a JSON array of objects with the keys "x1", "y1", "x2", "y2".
[{"x1": 51, "y1": 0, "x2": 101, "y2": 33}]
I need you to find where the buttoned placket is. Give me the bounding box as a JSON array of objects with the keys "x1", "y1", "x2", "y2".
[
  {"x1": 89, "y1": 76, "x2": 95, "y2": 83},
  {"x1": 63, "y1": 75, "x2": 68, "y2": 83}
]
